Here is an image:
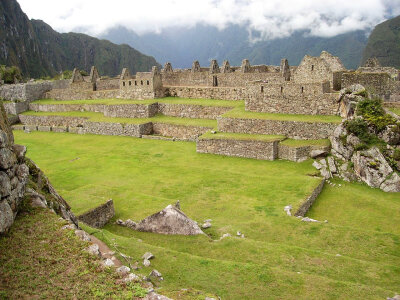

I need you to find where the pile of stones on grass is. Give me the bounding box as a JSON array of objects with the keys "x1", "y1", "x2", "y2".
[{"x1": 314, "y1": 84, "x2": 400, "y2": 192}]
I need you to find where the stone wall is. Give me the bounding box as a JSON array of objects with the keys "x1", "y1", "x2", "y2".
[
  {"x1": 4, "y1": 101, "x2": 29, "y2": 115},
  {"x1": 161, "y1": 70, "x2": 283, "y2": 88},
  {"x1": 0, "y1": 82, "x2": 53, "y2": 102},
  {"x1": 95, "y1": 78, "x2": 120, "y2": 91},
  {"x1": 158, "y1": 103, "x2": 231, "y2": 119},
  {"x1": 245, "y1": 82, "x2": 339, "y2": 115},
  {"x1": 0, "y1": 105, "x2": 29, "y2": 233},
  {"x1": 77, "y1": 199, "x2": 115, "y2": 228},
  {"x1": 29, "y1": 103, "x2": 105, "y2": 113},
  {"x1": 341, "y1": 72, "x2": 392, "y2": 100},
  {"x1": 45, "y1": 88, "x2": 119, "y2": 101},
  {"x1": 167, "y1": 86, "x2": 247, "y2": 100},
  {"x1": 18, "y1": 115, "x2": 153, "y2": 137},
  {"x1": 196, "y1": 138, "x2": 279, "y2": 160},
  {"x1": 217, "y1": 117, "x2": 337, "y2": 139},
  {"x1": 294, "y1": 179, "x2": 325, "y2": 217},
  {"x1": 152, "y1": 123, "x2": 211, "y2": 140},
  {"x1": 278, "y1": 144, "x2": 311, "y2": 162},
  {"x1": 104, "y1": 103, "x2": 159, "y2": 118}
]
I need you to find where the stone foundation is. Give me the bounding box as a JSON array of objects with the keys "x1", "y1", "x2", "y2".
[
  {"x1": 197, "y1": 138, "x2": 279, "y2": 160},
  {"x1": 217, "y1": 117, "x2": 337, "y2": 139},
  {"x1": 78, "y1": 199, "x2": 115, "y2": 228},
  {"x1": 45, "y1": 89, "x2": 119, "y2": 100}
]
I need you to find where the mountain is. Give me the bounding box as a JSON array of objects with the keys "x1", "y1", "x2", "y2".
[
  {"x1": 361, "y1": 15, "x2": 400, "y2": 68},
  {"x1": 101, "y1": 24, "x2": 368, "y2": 69},
  {"x1": 0, "y1": 0, "x2": 160, "y2": 78}
]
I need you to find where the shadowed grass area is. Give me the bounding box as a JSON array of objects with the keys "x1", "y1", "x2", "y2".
[
  {"x1": 22, "y1": 111, "x2": 217, "y2": 128},
  {"x1": 32, "y1": 97, "x2": 243, "y2": 108},
  {"x1": 199, "y1": 131, "x2": 286, "y2": 142},
  {"x1": 0, "y1": 207, "x2": 147, "y2": 299},
  {"x1": 387, "y1": 107, "x2": 400, "y2": 116},
  {"x1": 13, "y1": 131, "x2": 400, "y2": 299},
  {"x1": 223, "y1": 105, "x2": 342, "y2": 124}
]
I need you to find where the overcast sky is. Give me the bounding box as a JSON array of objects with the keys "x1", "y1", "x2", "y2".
[{"x1": 18, "y1": 0, "x2": 400, "y2": 39}]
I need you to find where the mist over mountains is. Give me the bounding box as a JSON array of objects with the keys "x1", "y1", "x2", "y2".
[{"x1": 101, "y1": 24, "x2": 369, "y2": 69}]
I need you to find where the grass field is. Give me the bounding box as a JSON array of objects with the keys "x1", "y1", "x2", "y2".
[{"x1": 13, "y1": 131, "x2": 400, "y2": 299}]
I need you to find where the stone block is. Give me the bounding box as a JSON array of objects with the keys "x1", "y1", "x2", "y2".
[
  {"x1": 11, "y1": 125, "x2": 24, "y2": 131},
  {"x1": 51, "y1": 126, "x2": 68, "y2": 133},
  {"x1": 37, "y1": 125, "x2": 51, "y2": 132}
]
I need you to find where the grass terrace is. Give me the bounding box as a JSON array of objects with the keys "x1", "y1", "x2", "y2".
[
  {"x1": 21, "y1": 111, "x2": 217, "y2": 128},
  {"x1": 280, "y1": 138, "x2": 331, "y2": 147},
  {"x1": 12, "y1": 130, "x2": 400, "y2": 299},
  {"x1": 199, "y1": 131, "x2": 286, "y2": 142},
  {"x1": 31, "y1": 97, "x2": 244, "y2": 108},
  {"x1": 388, "y1": 107, "x2": 400, "y2": 116},
  {"x1": 223, "y1": 106, "x2": 342, "y2": 124}
]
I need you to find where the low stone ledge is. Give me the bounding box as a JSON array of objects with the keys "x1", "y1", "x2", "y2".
[
  {"x1": 24, "y1": 125, "x2": 37, "y2": 131},
  {"x1": 29, "y1": 103, "x2": 106, "y2": 113},
  {"x1": 11, "y1": 124, "x2": 24, "y2": 131},
  {"x1": 167, "y1": 86, "x2": 247, "y2": 101},
  {"x1": 83, "y1": 122, "x2": 124, "y2": 136},
  {"x1": 78, "y1": 199, "x2": 115, "y2": 228},
  {"x1": 52, "y1": 126, "x2": 68, "y2": 133},
  {"x1": 197, "y1": 138, "x2": 279, "y2": 160},
  {"x1": 19, "y1": 115, "x2": 87, "y2": 127},
  {"x1": 278, "y1": 144, "x2": 310, "y2": 162},
  {"x1": 217, "y1": 117, "x2": 337, "y2": 140},
  {"x1": 104, "y1": 103, "x2": 158, "y2": 118},
  {"x1": 37, "y1": 125, "x2": 51, "y2": 132},
  {"x1": 153, "y1": 123, "x2": 211, "y2": 140},
  {"x1": 294, "y1": 179, "x2": 325, "y2": 217}
]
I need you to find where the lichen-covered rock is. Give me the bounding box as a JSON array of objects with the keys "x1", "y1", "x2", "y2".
[
  {"x1": 0, "y1": 200, "x2": 14, "y2": 233},
  {"x1": 338, "y1": 84, "x2": 366, "y2": 118},
  {"x1": 351, "y1": 147, "x2": 400, "y2": 191},
  {"x1": 12, "y1": 144, "x2": 26, "y2": 162},
  {"x1": 135, "y1": 204, "x2": 204, "y2": 235},
  {"x1": 378, "y1": 125, "x2": 400, "y2": 145},
  {"x1": 0, "y1": 148, "x2": 17, "y2": 170},
  {"x1": 330, "y1": 123, "x2": 354, "y2": 160}
]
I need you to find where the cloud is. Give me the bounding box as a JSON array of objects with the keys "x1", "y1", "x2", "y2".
[{"x1": 18, "y1": 0, "x2": 396, "y2": 39}]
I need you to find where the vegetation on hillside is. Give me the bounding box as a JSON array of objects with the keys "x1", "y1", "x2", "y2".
[
  {"x1": 361, "y1": 15, "x2": 400, "y2": 68},
  {"x1": 0, "y1": 65, "x2": 22, "y2": 83}
]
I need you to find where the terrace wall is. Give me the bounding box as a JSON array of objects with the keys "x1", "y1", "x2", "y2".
[
  {"x1": 167, "y1": 86, "x2": 247, "y2": 100},
  {"x1": 217, "y1": 117, "x2": 337, "y2": 139},
  {"x1": 152, "y1": 123, "x2": 211, "y2": 140},
  {"x1": 77, "y1": 199, "x2": 115, "y2": 228},
  {"x1": 196, "y1": 138, "x2": 279, "y2": 160},
  {"x1": 157, "y1": 103, "x2": 231, "y2": 119}
]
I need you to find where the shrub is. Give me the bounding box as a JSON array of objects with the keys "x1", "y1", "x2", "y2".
[
  {"x1": 394, "y1": 149, "x2": 400, "y2": 161},
  {"x1": 0, "y1": 65, "x2": 22, "y2": 83},
  {"x1": 356, "y1": 98, "x2": 396, "y2": 132}
]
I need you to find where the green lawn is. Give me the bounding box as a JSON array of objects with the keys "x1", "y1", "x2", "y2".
[
  {"x1": 22, "y1": 111, "x2": 217, "y2": 128},
  {"x1": 280, "y1": 139, "x2": 331, "y2": 147},
  {"x1": 223, "y1": 106, "x2": 342, "y2": 124},
  {"x1": 32, "y1": 97, "x2": 243, "y2": 108},
  {"x1": 13, "y1": 131, "x2": 400, "y2": 299}
]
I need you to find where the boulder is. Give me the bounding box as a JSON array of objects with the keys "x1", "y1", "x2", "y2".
[
  {"x1": 86, "y1": 244, "x2": 100, "y2": 256},
  {"x1": 142, "y1": 252, "x2": 154, "y2": 260},
  {"x1": 378, "y1": 125, "x2": 400, "y2": 145},
  {"x1": 352, "y1": 147, "x2": 399, "y2": 191},
  {"x1": 144, "y1": 292, "x2": 172, "y2": 300},
  {"x1": 102, "y1": 258, "x2": 114, "y2": 267},
  {"x1": 75, "y1": 230, "x2": 91, "y2": 241},
  {"x1": 116, "y1": 266, "x2": 131, "y2": 276},
  {"x1": 0, "y1": 200, "x2": 14, "y2": 233},
  {"x1": 0, "y1": 171, "x2": 11, "y2": 198},
  {"x1": 12, "y1": 144, "x2": 26, "y2": 162},
  {"x1": 124, "y1": 273, "x2": 140, "y2": 283},
  {"x1": 0, "y1": 148, "x2": 17, "y2": 170},
  {"x1": 380, "y1": 173, "x2": 400, "y2": 193},
  {"x1": 135, "y1": 204, "x2": 204, "y2": 235},
  {"x1": 330, "y1": 123, "x2": 353, "y2": 160},
  {"x1": 310, "y1": 149, "x2": 328, "y2": 159}
]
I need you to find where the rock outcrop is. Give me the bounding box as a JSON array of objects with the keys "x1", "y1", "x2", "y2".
[
  {"x1": 326, "y1": 85, "x2": 400, "y2": 192},
  {"x1": 119, "y1": 204, "x2": 204, "y2": 235}
]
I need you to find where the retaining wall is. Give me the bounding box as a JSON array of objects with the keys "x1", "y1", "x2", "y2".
[
  {"x1": 45, "y1": 89, "x2": 119, "y2": 100},
  {"x1": 158, "y1": 103, "x2": 232, "y2": 119},
  {"x1": 294, "y1": 179, "x2": 325, "y2": 217},
  {"x1": 217, "y1": 117, "x2": 337, "y2": 139},
  {"x1": 77, "y1": 199, "x2": 115, "y2": 228},
  {"x1": 196, "y1": 138, "x2": 279, "y2": 160},
  {"x1": 167, "y1": 86, "x2": 247, "y2": 100},
  {"x1": 278, "y1": 144, "x2": 311, "y2": 162},
  {"x1": 152, "y1": 123, "x2": 211, "y2": 140}
]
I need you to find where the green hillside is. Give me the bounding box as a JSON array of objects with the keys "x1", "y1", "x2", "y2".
[
  {"x1": 0, "y1": 0, "x2": 160, "y2": 78},
  {"x1": 361, "y1": 15, "x2": 400, "y2": 68}
]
